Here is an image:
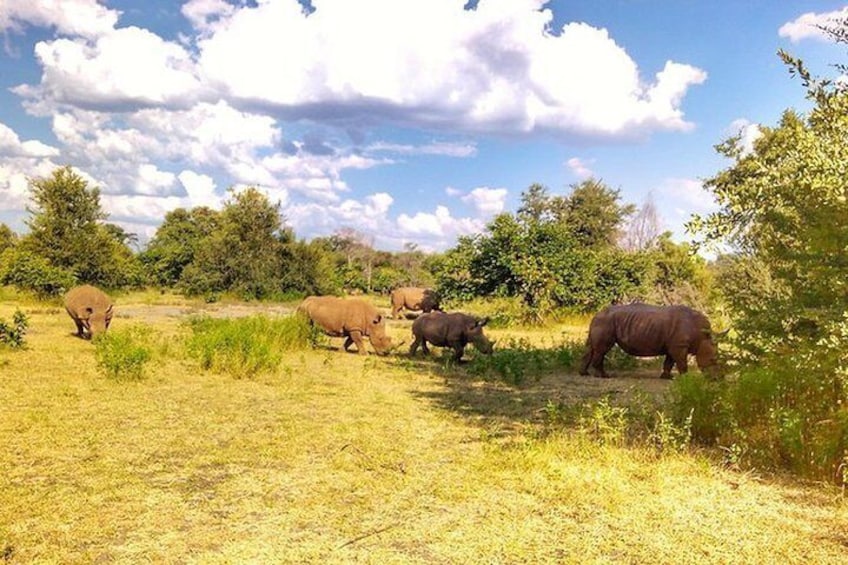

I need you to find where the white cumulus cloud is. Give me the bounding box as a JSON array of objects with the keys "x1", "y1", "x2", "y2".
[
  {"x1": 461, "y1": 187, "x2": 508, "y2": 216},
  {"x1": 0, "y1": 0, "x2": 118, "y2": 39},
  {"x1": 779, "y1": 8, "x2": 848, "y2": 43}
]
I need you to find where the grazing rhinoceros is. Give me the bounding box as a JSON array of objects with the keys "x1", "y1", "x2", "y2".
[
  {"x1": 579, "y1": 303, "x2": 723, "y2": 379},
  {"x1": 64, "y1": 284, "x2": 113, "y2": 339},
  {"x1": 298, "y1": 296, "x2": 394, "y2": 355},
  {"x1": 410, "y1": 311, "x2": 494, "y2": 361},
  {"x1": 390, "y1": 287, "x2": 441, "y2": 318}
]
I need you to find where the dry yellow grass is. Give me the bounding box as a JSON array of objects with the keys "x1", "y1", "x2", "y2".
[{"x1": 1, "y1": 293, "x2": 846, "y2": 564}]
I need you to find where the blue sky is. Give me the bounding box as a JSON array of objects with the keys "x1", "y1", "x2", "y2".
[{"x1": 0, "y1": 0, "x2": 845, "y2": 251}]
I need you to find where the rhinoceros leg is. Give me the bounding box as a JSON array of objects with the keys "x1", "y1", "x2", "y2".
[
  {"x1": 579, "y1": 347, "x2": 593, "y2": 376},
  {"x1": 588, "y1": 344, "x2": 612, "y2": 378},
  {"x1": 663, "y1": 348, "x2": 688, "y2": 378},
  {"x1": 343, "y1": 336, "x2": 354, "y2": 352},
  {"x1": 451, "y1": 345, "x2": 466, "y2": 362},
  {"x1": 347, "y1": 331, "x2": 368, "y2": 355},
  {"x1": 661, "y1": 355, "x2": 675, "y2": 379},
  {"x1": 409, "y1": 335, "x2": 424, "y2": 356}
]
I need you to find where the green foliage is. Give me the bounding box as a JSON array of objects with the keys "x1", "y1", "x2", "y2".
[
  {"x1": 185, "y1": 314, "x2": 316, "y2": 378},
  {"x1": 679, "y1": 32, "x2": 848, "y2": 481},
  {"x1": 0, "y1": 248, "x2": 77, "y2": 298},
  {"x1": 0, "y1": 309, "x2": 28, "y2": 349},
  {"x1": 465, "y1": 337, "x2": 641, "y2": 386},
  {"x1": 139, "y1": 207, "x2": 220, "y2": 287},
  {"x1": 21, "y1": 166, "x2": 142, "y2": 288},
  {"x1": 94, "y1": 326, "x2": 152, "y2": 381},
  {"x1": 467, "y1": 337, "x2": 582, "y2": 386},
  {"x1": 665, "y1": 374, "x2": 728, "y2": 444},
  {"x1": 666, "y1": 344, "x2": 848, "y2": 480},
  {"x1": 0, "y1": 224, "x2": 17, "y2": 255},
  {"x1": 436, "y1": 180, "x2": 668, "y2": 320}
]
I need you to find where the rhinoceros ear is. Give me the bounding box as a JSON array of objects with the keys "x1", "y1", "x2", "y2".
[
  {"x1": 478, "y1": 317, "x2": 490, "y2": 327},
  {"x1": 373, "y1": 314, "x2": 382, "y2": 324}
]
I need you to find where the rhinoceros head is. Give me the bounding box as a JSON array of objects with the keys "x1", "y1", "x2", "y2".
[
  {"x1": 696, "y1": 327, "x2": 727, "y2": 379},
  {"x1": 86, "y1": 304, "x2": 113, "y2": 338},
  {"x1": 367, "y1": 313, "x2": 394, "y2": 355},
  {"x1": 467, "y1": 317, "x2": 494, "y2": 355}
]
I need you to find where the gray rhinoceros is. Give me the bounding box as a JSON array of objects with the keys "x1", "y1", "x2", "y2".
[
  {"x1": 579, "y1": 303, "x2": 722, "y2": 379},
  {"x1": 298, "y1": 296, "x2": 393, "y2": 355},
  {"x1": 410, "y1": 311, "x2": 494, "y2": 361},
  {"x1": 390, "y1": 287, "x2": 441, "y2": 318},
  {"x1": 64, "y1": 284, "x2": 113, "y2": 339}
]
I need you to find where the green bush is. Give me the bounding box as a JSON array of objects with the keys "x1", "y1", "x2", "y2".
[
  {"x1": 0, "y1": 249, "x2": 77, "y2": 298},
  {"x1": 466, "y1": 337, "x2": 582, "y2": 386},
  {"x1": 0, "y1": 309, "x2": 28, "y2": 349},
  {"x1": 185, "y1": 314, "x2": 316, "y2": 378},
  {"x1": 94, "y1": 326, "x2": 152, "y2": 381},
  {"x1": 666, "y1": 347, "x2": 848, "y2": 480}
]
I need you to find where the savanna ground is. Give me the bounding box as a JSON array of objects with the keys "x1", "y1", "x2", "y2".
[{"x1": 1, "y1": 291, "x2": 846, "y2": 564}]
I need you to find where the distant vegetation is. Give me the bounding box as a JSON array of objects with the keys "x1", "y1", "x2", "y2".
[{"x1": 0, "y1": 21, "x2": 845, "y2": 481}]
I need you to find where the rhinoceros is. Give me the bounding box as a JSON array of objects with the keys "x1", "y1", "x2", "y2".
[
  {"x1": 298, "y1": 296, "x2": 393, "y2": 355},
  {"x1": 64, "y1": 284, "x2": 113, "y2": 339},
  {"x1": 579, "y1": 303, "x2": 722, "y2": 379},
  {"x1": 390, "y1": 287, "x2": 441, "y2": 318},
  {"x1": 410, "y1": 311, "x2": 494, "y2": 361}
]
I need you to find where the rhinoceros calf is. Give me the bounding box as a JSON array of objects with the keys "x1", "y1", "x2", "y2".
[
  {"x1": 579, "y1": 303, "x2": 722, "y2": 379},
  {"x1": 64, "y1": 284, "x2": 113, "y2": 339},
  {"x1": 410, "y1": 311, "x2": 494, "y2": 361},
  {"x1": 390, "y1": 287, "x2": 441, "y2": 318},
  {"x1": 298, "y1": 296, "x2": 393, "y2": 355}
]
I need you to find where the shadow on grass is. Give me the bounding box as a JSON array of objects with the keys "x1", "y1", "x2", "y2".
[{"x1": 387, "y1": 344, "x2": 669, "y2": 434}]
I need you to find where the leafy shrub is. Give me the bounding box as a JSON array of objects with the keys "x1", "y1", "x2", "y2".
[
  {"x1": 665, "y1": 373, "x2": 728, "y2": 443},
  {"x1": 0, "y1": 309, "x2": 28, "y2": 349},
  {"x1": 185, "y1": 314, "x2": 316, "y2": 378},
  {"x1": 666, "y1": 343, "x2": 848, "y2": 480},
  {"x1": 0, "y1": 249, "x2": 77, "y2": 298},
  {"x1": 467, "y1": 337, "x2": 583, "y2": 386},
  {"x1": 94, "y1": 326, "x2": 152, "y2": 381}
]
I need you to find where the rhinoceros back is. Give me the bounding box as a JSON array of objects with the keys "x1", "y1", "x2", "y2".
[
  {"x1": 298, "y1": 296, "x2": 380, "y2": 336},
  {"x1": 64, "y1": 285, "x2": 112, "y2": 318},
  {"x1": 600, "y1": 303, "x2": 707, "y2": 356}
]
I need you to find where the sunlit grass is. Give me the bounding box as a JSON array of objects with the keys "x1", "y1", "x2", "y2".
[{"x1": 1, "y1": 290, "x2": 845, "y2": 563}]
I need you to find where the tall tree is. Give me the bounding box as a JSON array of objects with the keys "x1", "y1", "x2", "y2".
[
  {"x1": 621, "y1": 194, "x2": 661, "y2": 251},
  {"x1": 22, "y1": 166, "x2": 140, "y2": 287},
  {"x1": 0, "y1": 224, "x2": 17, "y2": 254},
  {"x1": 140, "y1": 207, "x2": 220, "y2": 287},
  {"x1": 560, "y1": 179, "x2": 635, "y2": 248}
]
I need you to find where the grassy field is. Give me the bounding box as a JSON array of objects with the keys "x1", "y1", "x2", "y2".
[{"x1": 1, "y1": 291, "x2": 846, "y2": 564}]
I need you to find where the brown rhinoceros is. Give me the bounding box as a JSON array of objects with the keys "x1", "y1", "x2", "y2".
[
  {"x1": 579, "y1": 303, "x2": 722, "y2": 379},
  {"x1": 390, "y1": 287, "x2": 441, "y2": 318},
  {"x1": 64, "y1": 284, "x2": 113, "y2": 339},
  {"x1": 298, "y1": 296, "x2": 393, "y2": 355},
  {"x1": 410, "y1": 311, "x2": 494, "y2": 361}
]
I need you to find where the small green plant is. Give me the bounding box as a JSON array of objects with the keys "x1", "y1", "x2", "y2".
[
  {"x1": 578, "y1": 397, "x2": 630, "y2": 446},
  {"x1": 185, "y1": 314, "x2": 317, "y2": 378},
  {"x1": 467, "y1": 337, "x2": 583, "y2": 386},
  {"x1": 0, "y1": 309, "x2": 28, "y2": 349},
  {"x1": 649, "y1": 409, "x2": 693, "y2": 454},
  {"x1": 94, "y1": 326, "x2": 152, "y2": 381}
]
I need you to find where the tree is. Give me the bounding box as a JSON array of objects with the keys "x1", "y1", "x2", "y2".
[
  {"x1": 621, "y1": 194, "x2": 661, "y2": 251},
  {"x1": 681, "y1": 22, "x2": 848, "y2": 480},
  {"x1": 21, "y1": 166, "x2": 141, "y2": 287},
  {"x1": 181, "y1": 187, "x2": 286, "y2": 299},
  {"x1": 141, "y1": 207, "x2": 220, "y2": 287},
  {"x1": 0, "y1": 224, "x2": 17, "y2": 254},
  {"x1": 517, "y1": 183, "x2": 553, "y2": 223},
  {"x1": 560, "y1": 179, "x2": 635, "y2": 248}
]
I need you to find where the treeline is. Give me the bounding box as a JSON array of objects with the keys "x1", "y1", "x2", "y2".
[
  {"x1": 0, "y1": 168, "x2": 438, "y2": 301},
  {"x1": 0, "y1": 166, "x2": 708, "y2": 317}
]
